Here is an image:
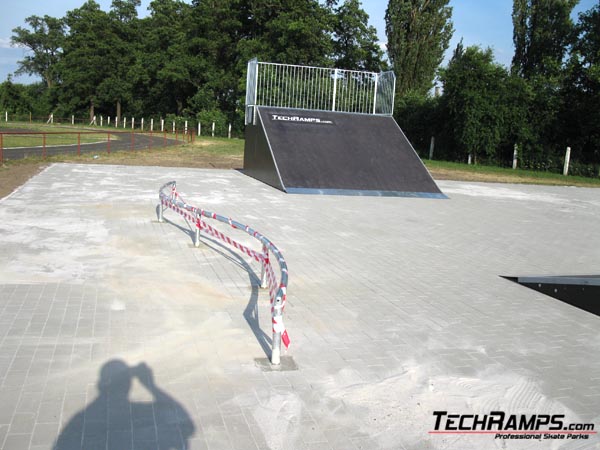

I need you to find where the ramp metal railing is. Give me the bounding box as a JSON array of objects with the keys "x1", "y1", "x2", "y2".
[
  {"x1": 245, "y1": 59, "x2": 396, "y2": 124},
  {"x1": 158, "y1": 181, "x2": 290, "y2": 365}
]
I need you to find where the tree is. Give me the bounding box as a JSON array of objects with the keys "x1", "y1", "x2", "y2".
[
  {"x1": 58, "y1": 1, "x2": 120, "y2": 120},
  {"x1": 439, "y1": 44, "x2": 508, "y2": 164},
  {"x1": 97, "y1": 0, "x2": 142, "y2": 121},
  {"x1": 511, "y1": 0, "x2": 578, "y2": 79},
  {"x1": 560, "y1": 2, "x2": 600, "y2": 169},
  {"x1": 332, "y1": 0, "x2": 386, "y2": 72},
  {"x1": 11, "y1": 15, "x2": 65, "y2": 88},
  {"x1": 385, "y1": 0, "x2": 453, "y2": 97}
]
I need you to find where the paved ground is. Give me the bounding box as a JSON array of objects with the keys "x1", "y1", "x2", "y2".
[{"x1": 0, "y1": 163, "x2": 599, "y2": 450}]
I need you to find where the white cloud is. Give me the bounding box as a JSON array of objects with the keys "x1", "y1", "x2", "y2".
[{"x1": 0, "y1": 38, "x2": 12, "y2": 49}]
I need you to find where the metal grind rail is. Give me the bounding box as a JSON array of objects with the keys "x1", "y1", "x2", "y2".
[{"x1": 158, "y1": 181, "x2": 290, "y2": 365}]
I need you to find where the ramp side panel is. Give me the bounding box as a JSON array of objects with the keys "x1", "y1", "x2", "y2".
[
  {"x1": 243, "y1": 112, "x2": 285, "y2": 191},
  {"x1": 258, "y1": 107, "x2": 443, "y2": 195}
]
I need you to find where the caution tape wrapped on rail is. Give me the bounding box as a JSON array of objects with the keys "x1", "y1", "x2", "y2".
[{"x1": 158, "y1": 181, "x2": 290, "y2": 355}]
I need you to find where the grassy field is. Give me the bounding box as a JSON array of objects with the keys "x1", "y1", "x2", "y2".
[
  {"x1": 1, "y1": 133, "x2": 599, "y2": 199},
  {"x1": 0, "y1": 122, "x2": 124, "y2": 147},
  {"x1": 424, "y1": 160, "x2": 600, "y2": 188},
  {"x1": 1, "y1": 132, "x2": 118, "y2": 148}
]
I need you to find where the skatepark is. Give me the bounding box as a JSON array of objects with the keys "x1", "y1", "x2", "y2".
[{"x1": 0, "y1": 61, "x2": 598, "y2": 449}]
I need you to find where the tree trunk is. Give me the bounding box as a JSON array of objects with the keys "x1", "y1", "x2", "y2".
[
  {"x1": 176, "y1": 99, "x2": 183, "y2": 115},
  {"x1": 89, "y1": 99, "x2": 95, "y2": 123},
  {"x1": 116, "y1": 100, "x2": 121, "y2": 124}
]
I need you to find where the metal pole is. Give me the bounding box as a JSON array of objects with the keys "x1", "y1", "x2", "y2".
[
  {"x1": 373, "y1": 74, "x2": 378, "y2": 113},
  {"x1": 194, "y1": 212, "x2": 201, "y2": 247},
  {"x1": 563, "y1": 147, "x2": 571, "y2": 176},
  {"x1": 332, "y1": 69, "x2": 338, "y2": 111},
  {"x1": 158, "y1": 200, "x2": 164, "y2": 222},
  {"x1": 271, "y1": 303, "x2": 282, "y2": 365},
  {"x1": 260, "y1": 244, "x2": 268, "y2": 288}
]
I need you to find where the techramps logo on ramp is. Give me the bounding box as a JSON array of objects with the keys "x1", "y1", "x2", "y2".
[{"x1": 270, "y1": 114, "x2": 334, "y2": 125}]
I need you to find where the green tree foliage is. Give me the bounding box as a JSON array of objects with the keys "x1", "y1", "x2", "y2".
[
  {"x1": 385, "y1": 0, "x2": 453, "y2": 97},
  {"x1": 57, "y1": 1, "x2": 116, "y2": 119},
  {"x1": 136, "y1": 0, "x2": 194, "y2": 116},
  {"x1": 560, "y1": 2, "x2": 600, "y2": 169},
  {"x1": 438, "y1": 44, "x2": 508, "y2": 163},
  {"x1": 331, "y1": 0, "x2": 385, "y2": 71},
  {"x1": 511, "y1": 0, "x2": 578, "y2": 79},
  {"x1": 11, "y1": 15, "x2": 65, "y2": 88}
]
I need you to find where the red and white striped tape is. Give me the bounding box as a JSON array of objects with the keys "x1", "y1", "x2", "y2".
[{"x1": 160, "y1": 182, "x2": 290, "y2": 350}]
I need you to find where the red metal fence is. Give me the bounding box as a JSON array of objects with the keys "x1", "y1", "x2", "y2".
[{"x1": 0, "y1": 130, "x2": 196, "y2": 164}]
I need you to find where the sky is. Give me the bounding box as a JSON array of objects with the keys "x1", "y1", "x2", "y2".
[{"x1": 0, "y1": 0, "x2": 597, "y2": 84}]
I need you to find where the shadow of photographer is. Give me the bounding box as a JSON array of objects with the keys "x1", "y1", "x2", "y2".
[{"x1": 53, "y1": 360, "x2": 195, "y2": 450}]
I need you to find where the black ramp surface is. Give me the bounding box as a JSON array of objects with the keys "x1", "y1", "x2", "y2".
[{"x1": 245, "y1": 106, "x2": 444, "y2": 197}]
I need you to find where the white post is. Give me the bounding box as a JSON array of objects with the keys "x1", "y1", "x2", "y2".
[
  {"x1": 123, "y1": 117, "x2": 126, "y2": 128},
  {"x1": 141, "y1": 118, "x2": 144, "y2": 131},
  {"x1": 468, "y1": 153, "x2": 472, "y2": 165},
  {"x1": 107, "y1": 116, "x2": 111, "y2": 126},
  {"x1": 4, "y1": 111, "x2": 7, "y2": 122},
  {"x1": 51, "y1": 114, "x2": 54, "y2": 124},
  {"x1": 100, "y1": 116, "x2": 103, "y2": 127},
  {"x1": 228, "y1": 123, "x2": 231, "y2": 139},
  {"x1": 512, "y1": 144, "x2": 518, "y2": 170},
  {"x1": 198, "y1": 122, "x2": 201, "y2": 136},
  {"x1": 429, "y1": 136, "x2": 435, "y2": 160},
  {"x1": 194, "y1": 212, "x2": 201, "y2": 247},
  {"x1": 115, "y1": 117, "x2": 118, "y2": 128},
  {"x1": 161, "y1": 119, "x2": 164, "y2": 132},
  {"x1": 150, "y1": 118, "x2": 154, "y2": 132},
  {"x1": 332, "y1": 68, "x2": 339, "y2": 111},
  {"x1": 132, "y1": 117, "x2": 135, "y2": 129},
  {"x1": 71, "y1": 115, "x2": 74, "y2": 125},
  {"x1": 372, "y1": 73, "x2": 379, "y2": 114},
  {"x1": 211, "y1": 122, "x2": 215, "y2": 137},
  {"x1": 172, "y1": 121, "x2": 175, "y2": 133},
  {"x1": 184, "y1": 120, "x2": 188, "y2": 135},
  {"x1": 563, "y1": 147, "x2": 571, "y2": 176}
]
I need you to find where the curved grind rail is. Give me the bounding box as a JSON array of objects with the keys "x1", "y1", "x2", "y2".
[{"x1": 158, "y1": 181, "x2": 289, "y2": 365}]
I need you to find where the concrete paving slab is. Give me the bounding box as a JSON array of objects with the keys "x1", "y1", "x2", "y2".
[{"x1": 0, "y1": 163, "x2": 599, "y2": 449}]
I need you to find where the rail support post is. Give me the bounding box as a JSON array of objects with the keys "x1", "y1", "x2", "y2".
[
  {"x1": 158, "y1": 201, "x2": 164, "y2": 223},
  {"x1": 260, "y1": 244, "x2": 268, "y2": 288},
  {"x1": 194, "y1": 211, "x2": 202, "y2": 247},
  {"x1": 271, "y1": 305, "x2": 283, "y2": 365}
]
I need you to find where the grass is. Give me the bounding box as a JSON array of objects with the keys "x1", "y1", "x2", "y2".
[
  {"x1": 1, "y1": 133, "x2": 117, "y2": 148},
  {"x1": 424, "y1": 159, "x2": 600, "y2": 188}
]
